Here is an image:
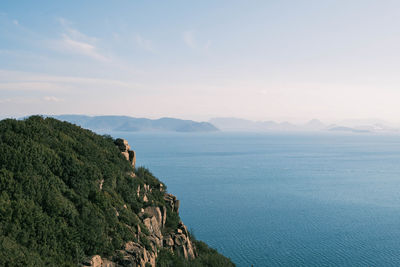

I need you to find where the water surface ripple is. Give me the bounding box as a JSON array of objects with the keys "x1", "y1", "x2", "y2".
[{"x1": 110, "y1": 132, "x2": 400, "y2": 267}]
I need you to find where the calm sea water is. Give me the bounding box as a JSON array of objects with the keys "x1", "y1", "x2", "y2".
[{"x1": 109, "y1": 132, "x2": 400, "y2": 266}]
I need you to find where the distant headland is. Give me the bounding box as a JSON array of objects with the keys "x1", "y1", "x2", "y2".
[{"x1": 47, "y1": 115, "x2": 219, "y2": 133}]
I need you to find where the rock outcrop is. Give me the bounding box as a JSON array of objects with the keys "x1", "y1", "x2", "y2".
[
  {"x1": 164, "y1": 193, "x2": 180, "y2": 214},
  {"x1": 83, "y1": 255, "x2": 115, "y2": 267},
  {"x1": 84, "y1": 139, "x2": 197, "y2": 266},
  {"x1": 115, "y1": 138, "x2": 136, "y2": 168},
  {"x1": 85, "y1": 191, "x2": 196, "y2": 266}
]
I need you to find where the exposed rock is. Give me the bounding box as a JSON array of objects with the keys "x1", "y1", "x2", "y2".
[
  {"x1": 185, "y1": 236, "x2": 196, "y2": 259},
  {"x1": 163, "y1": 235, "x2": 174, "y2": 247},
  {"x1": 115, "y1": 138, "x2": 130, "y2": 151},
  {"x1": 114, "y1": 208, "x2": 119, "y2": 217},
  {"x1": 164, "y1": 193, "x2": 180, "y2": 213},
  {"x1": 161, "y1": 207, "x2": 167, "y2": 227},
  {"x1": 102, "y1": 259, "x2": 115, "y2": 267},
  {"x1": 174, "y1": 234, "x2": 184, "y2": 246},
  {"x1": 136, "y1": 185, "x2": 140, "y2": 197},
  {"x1": 99, "y1": 179, "x2": 104, "y2": 190},
  {"x1": 83, "y1": 139, "x2": 198, "y2": 266},
  {"x1": 178, "y1": 221, "x2": 189, "y2": 236},
  {"x1": 144, "y1": 206, "x2": 163, "y2": 228},
  {"x1": 115, "y1": 138, "x2": 136, "y2": 168},
  {"x1": 82, "y1": 255, "x2": 103, "y2": 267},
  {"x1": 121, "y1": 151, "x2": 130, "y2": 161},
  {"x1": 143, "y1": 216, "x2": 162, "y2": 239},
  {"x1": 121, "y1": 241, "x2": 156, "y2": 267},
  {"x1": 82, "y1": 255, "x2": 116, "y2": 267},
  {"x1": 83, "y1": 193, "x2": 196, "y2": 266},
  {"x1": 128, "y1": 150, "x2": 136, "y2": 168}
]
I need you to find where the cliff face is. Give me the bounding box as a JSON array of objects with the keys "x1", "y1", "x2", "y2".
[{"x1": 83, "y1": 139, "x2": 196, "y2": 267}]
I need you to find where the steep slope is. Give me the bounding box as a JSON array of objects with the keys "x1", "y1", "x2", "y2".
[{"x1": 0, "y1": 116, "x2": 234, "y2": 267}]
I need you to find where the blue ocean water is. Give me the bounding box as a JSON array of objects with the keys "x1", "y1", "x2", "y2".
[{"x1": 111, "y1": 132, "x2": 400, "y2": 266}]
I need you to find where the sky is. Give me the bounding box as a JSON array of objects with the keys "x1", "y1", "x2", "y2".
[{"x1": 1, "y1": 0, "x2": 400, "y2": 124}]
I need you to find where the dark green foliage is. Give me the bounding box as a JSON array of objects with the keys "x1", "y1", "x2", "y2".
[
  {"x1": 0, "y1": 116, "x2": 234, "y2": 266},
  {"x1": 139, "y1": 234, "x2": 152, "y2": 251},
  {"x1": 164, "y1": 205, "x2": 181, "y2": 232},
  {"x1": 157, "y1": 229, "x2": 235, "y2": 267},
  {"x1": 135, "y1": 167, "x2": 166, "y2": 206},
  {"x1": 191, "y1": 240, "x2": 235, "y2": 267},
  {"x1": 156, "y1": 240, "x2": 236, "y2": 267},
  {"x1": 0, "y1": 116, "x2": 164, "y2": 266},
  {"x1": 156, "y1": 249, "x2": 186, "y2": 267}
]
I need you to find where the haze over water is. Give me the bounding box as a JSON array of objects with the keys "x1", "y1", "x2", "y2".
[{"x1": 111, "y1": 132, "x2": 400, "y2": 266}]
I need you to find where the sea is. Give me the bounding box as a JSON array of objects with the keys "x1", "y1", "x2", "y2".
[{"x1": 108, "y1": 131, "x2": 400, "y2": 267}]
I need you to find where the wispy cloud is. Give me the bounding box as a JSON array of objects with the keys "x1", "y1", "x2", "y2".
[
  {"x1": 51, "y1": 17, "x2": 108, "y2": 61},
  {"x1": 59, "y1": 36, "x2": 108, "y2": 61},
  {"x1": 12, "y1": 19, "x2": 19, "y2": 26},
  {"x1": 183, "y1": 31, "x2": 211, "y2": 51},
  {"x1": 183, "y1": 31, "x2": 196, "y2": 49},
  {"x1": 135, "y1": 34, "x2": 155, "y2": 52},
  {"x1": 0, "y1": 70, "x2": 140, "y2": 92}
]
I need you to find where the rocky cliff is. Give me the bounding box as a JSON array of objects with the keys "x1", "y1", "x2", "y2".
[
  {"x1": 82, "y1": 139, "x2": 196, "y2": 267},
  {"x1": 114, "y1": 139, "x2": 136, "y2": 169}
]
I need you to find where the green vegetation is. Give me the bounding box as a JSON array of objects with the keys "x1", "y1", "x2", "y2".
[
  {"x1": 157, "y1": 229, "x2": 235, "y2": 267},
  {"x1": 156, "y1": 241, "x2": 235, "y2": 267},
  {"x1": 0, "y1": 116, "x2": 234, "y2": 266}
]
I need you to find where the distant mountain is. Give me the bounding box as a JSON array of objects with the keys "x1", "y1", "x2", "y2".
[
  {"x1": 209, "y1": 117, "x2": 399, "y2": 134},
  {"x1": 209, "y1": 117, "x2": 299, "y2": 132},
  {"x1": 328, "y1": 126, "x2": 370, "y2": 133},
  {"x1": 209, "y1": 117, "x2": 315, "y2": 132},
  {"x1": 49, "y1": 115, "x2": 219, "y2": 133},
  {"x1": 303, "y1": 119, "x2": 326, "y2": 130},
  {"x1": 209, "y1": 117, "x2": 268, "y2": 131}
]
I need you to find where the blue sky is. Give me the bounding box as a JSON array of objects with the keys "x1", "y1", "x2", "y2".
[{"x1": 1, "y1": 0, "x2": 400, "y2": 123}]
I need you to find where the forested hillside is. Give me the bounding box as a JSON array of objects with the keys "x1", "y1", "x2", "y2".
[{"x1": 0, "y1": 116, "x2": 234, "y2": 267}]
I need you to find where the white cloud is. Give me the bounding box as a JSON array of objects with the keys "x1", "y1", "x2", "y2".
[
  {"x1": 59, "y1": 35, "x2": 108, "y2": 61},
  {"x1": 12, "y1": 20, "x2": 19, "y2": 26},
  {"x1": 183, "y1": 31, "x2": 196, "y2": 48},
  {"x1": 135, "y1": 34, "x2": 155, "y2": 52},
  {"x1": 51, "y1": 17, "x2": 108, "y2": 61}
]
